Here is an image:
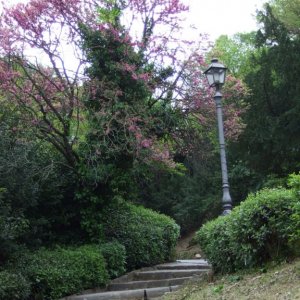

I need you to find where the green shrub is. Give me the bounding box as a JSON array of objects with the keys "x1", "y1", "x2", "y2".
[
  {"x1": 0, "y1": 188, "x2": 29, "y2": 264},
  {"x1": 100, "y1": 241, "x2": 126, "y2": 279},
  {"x1": 287, "y1": 173, "x2": 300, "y2": 254},
  {"x1": 101, "y1": 201, "x2": 180, "y2": 270},
  {"x1": 0, "y1": 270, "x2": 30, "y2": 300},
  {"x1": 287, "y1": 172, "x2": 300, "y2": 192},
  {"x1": 23, "y1": 245, "x2": 108, "y2": 299},
  {"x1": 197, "y1": 188, "x2": 299, "y2": 273}
]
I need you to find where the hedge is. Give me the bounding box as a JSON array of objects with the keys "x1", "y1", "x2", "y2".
[
  {"x1": 21, "y1": 245, "x2": 108, "y2": 299},
  {"x1": 0, "y1": 270, "x2": 30, "y2": 300},
  {"x1": 197, "y1": 188, "x2": 299, "y2": 273},
  {"x1": 101, "y1": 201, "x2": 180, "y2": 270},
  {"x1": 100, "y1": 241, "x2": 126, "y2": 279}
]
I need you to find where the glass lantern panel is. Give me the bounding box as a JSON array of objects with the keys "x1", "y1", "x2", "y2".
[
  {"x1": 206, "y1": 72, "x2": 215, "y2": 86},
  {"x1": 219, "y1": 69, "x2": 226, "y2": 84},
  {"x1": 213, "y1": 71, "x2": 220, "y2": 84}
]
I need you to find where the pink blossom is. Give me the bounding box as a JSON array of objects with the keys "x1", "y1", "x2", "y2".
[
  {"x1": 128, "y1": 124, "x2": 138, "y2": 132},
  {"x1": 140, "y1": 139, "x2": 152, "y2": 148},
  {"x1": 135, "y1": 132, "x2": 142, "y2": 140}
]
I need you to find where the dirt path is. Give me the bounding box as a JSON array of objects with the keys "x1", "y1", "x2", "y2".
[{"x1": 175, "y1": 231, "x2": 203, "y2": 260}]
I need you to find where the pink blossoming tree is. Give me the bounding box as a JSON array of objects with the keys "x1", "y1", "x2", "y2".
[{"x1": 0, "y1": 0, "x2": 247, "y2": 175}]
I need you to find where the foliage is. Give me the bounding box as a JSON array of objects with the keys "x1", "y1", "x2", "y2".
[
  {"x1": 287, "y1": 173, "x2": 300, "y2": 254},
  {"x1": 197, "y1": 188, "x2": 299, "y2": 273},
  {"x1": 101, "y1": 201, "x2": 180, "y2": 270},
  {"x1": 218, "y1": 4, "x2": 300, "y2": 206},
  {"x1": 0, "y1": 0, "x2": 193, "y2": 173},
  {"x1": 135, "y1": 149, "x2": 222, "y2": 233},
  {"x1": 0, "y1": 1, "x2": 251, "y2": 292},
  {"x1": 20, "y1": 245, "x2": 108, "y2": 300},
  {"x1": 0, "y1": 0, "x2": 249, "y2": 243},
  {"x1": 271, "y1": 0, "x2": 300, "y2": 33},
  {"x1": 78, "y1": 4, "x2": 247, "y2": 234},
  {"x1": 178, "y1": 53, "x2": 248, "y2": 142},
  {"x1": 78, "y1": 22, "x2": 154, "y2": 193},
  {"x1": 129, "y1": 53, "x2": 248, "y2": 229},
  {"x1": 0, "y1": 188, "x2": 29, "y2": 264},
  {"x1": 233, "y1": 4, "x2": 300, "y2": 178},
  {"x1": 210, "y1": 33, "x2": 257, "y2": 78},
  {"x1": 287, "y1": 172, "x2": 300, "y2": 191},
  {"x1": 100, "y1": 241, "x2": 126, "y2": 279},
  {"x1": 0, "y1": 0, "x2": 92, "y2": 169},
  {"x1": 162, "y1": 259, "x2": 300, "y2": 300},
  {"x1": 77, "y1": 21, "x2": 182, "y2": 238},
  {"x1": 0, "y1": 115, "x2": 83, "y2": 249},
  {"x1": 0, "y1": 270, "x2": 30, "y2": 300}
]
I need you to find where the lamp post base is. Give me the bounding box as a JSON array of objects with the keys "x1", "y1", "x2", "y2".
[
  {"x1": 222, "y1": 208, "x2": 232, "y2": 216},
  {"x1": 221, "y1": 184, "x2": 232, "y2": 215}
]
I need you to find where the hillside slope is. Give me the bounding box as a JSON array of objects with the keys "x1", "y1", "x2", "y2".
[{"x1": 163, "y1": 259, "x2": 300, "y2": 300}]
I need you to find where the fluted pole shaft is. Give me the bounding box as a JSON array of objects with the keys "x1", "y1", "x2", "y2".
[{"x1": 214, "y1": 85, "x2": 232, "y2": 215}]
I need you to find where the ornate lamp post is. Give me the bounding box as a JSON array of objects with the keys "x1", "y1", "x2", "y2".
[{"x1": 204, "y1": 58, "x2": 232, "y2": 215}]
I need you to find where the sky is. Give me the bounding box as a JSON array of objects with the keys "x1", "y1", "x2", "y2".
[
  {"x1": 187, "y1": 0, "x2": 266, "y2": 39},
  {"x1": 2, "y1": 0, "x2": 266, "y2": 40},
  {"x1": 0, "y1": 0, "x2": 267, "y2": 72}
]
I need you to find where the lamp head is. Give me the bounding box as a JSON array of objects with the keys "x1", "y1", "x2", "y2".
[{"x1": 204, "y1": 58, "x2": 227, "y2": 87}]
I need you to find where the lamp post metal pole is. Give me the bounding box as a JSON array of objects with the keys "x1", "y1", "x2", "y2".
[{"x1": 214, "y1": 84, "x2": 232, "y2": 215}]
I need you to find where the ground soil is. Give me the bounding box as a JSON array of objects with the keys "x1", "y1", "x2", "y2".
[
  {"x1": 163, "y1": 258, "x2": 300, "y2": 300},
  {"x1": 175, "y1": 231, "x2": 203, "y2": 260}
]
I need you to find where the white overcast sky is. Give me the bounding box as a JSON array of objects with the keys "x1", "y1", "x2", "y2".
[
  {"x1": 187, "y1": 0, "x2": 266, "y2": 39},
  {"x1": 1, "y1": 0, "x2": 267, "y2": 72},
  {"x1": 3, "y1": 0, "x2": 266, "y2": 39}
]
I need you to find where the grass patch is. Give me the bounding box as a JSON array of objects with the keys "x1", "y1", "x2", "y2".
[{"x1": 162, "y1": 259, "x2": 300, "y2": 300}]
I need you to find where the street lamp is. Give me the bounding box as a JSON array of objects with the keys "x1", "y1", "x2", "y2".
[{"x1": 204, "y1": 58, "x2": 232, "y2": 215}]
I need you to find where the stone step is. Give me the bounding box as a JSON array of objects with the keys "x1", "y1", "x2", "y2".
[
  {"x1": 176, "y1": 259, "x2": 208, "y2": 264},
  {"x1": 110, "y1": 260, "x2": 210, "y2": 284},
  {"x1": 62, "y1": 259, "x2": 211, "y2": 300},
  {"x1": 133, "y1": 269, "x2": 208, "y2": 281},
  {"x1": 65, "y1": 285, "x2": 180, "y2": 300},
  {"x1": 156, "y1": 260, "x2": 210, "y2": 270},
  {"x1": 108, "y1": 276, "x2": 194, "y2": 291}
]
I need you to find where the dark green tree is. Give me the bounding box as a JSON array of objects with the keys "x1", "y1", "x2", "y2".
[
  {"x1": 231, "y1": 4, "x2": 300, "y2": 186},
  {"x1": 271, "y1": 0, "x2": 300, "y2": 33},
  {"x1": 0, "y1": 103, "x2": 81, "y2": 263},
  {"x1": 210, "y1": 32, "x2": 257, "y2": 78}
]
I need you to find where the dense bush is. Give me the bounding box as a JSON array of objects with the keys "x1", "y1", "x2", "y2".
[
  {"x1": 287, "y1": 173, "x2": 300, "y2": 254},
  {"x1": 101, "y1": 201, "x2": 180, "y2": 270},
  {"x1": 135, "y1": 157, "x2": 222, "y2": 234},
  {"x1": 0, "y1": 122, "x2": 81, "y2": 250},
  {"x1": 21, "y1": 245, "x2": 108, "y2": 299},
  {"x1": 197, "y1": 188, "x2": 299, "y2": 273},
  {"x1": 0, "y1": 188, "x2": 29, "y2": 264},
  {"x1": 100, "y1": 241, "x2": 126, "y2": 279},
  {"x1": 0, "y1": 270, "x2": 30, "y2": 300}
]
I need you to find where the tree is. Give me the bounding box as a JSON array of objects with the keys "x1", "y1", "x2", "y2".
[
  {"x1": 233, "y1": 4, "x2": 300, "y2": 180},
  {"x1": 0, "y1": 97, "x2": 82, "y2": 249},
  {"x1": 0, "y1": 0, "x2": 249, "y2": 238},
  {"x1": 271, "y1": 0, "x2": 300, "y2": 33},
  {"x1": 0, "y1": 0, "x2": 95, "y2": 169},
  {"x1": 0, "y1": 0, "x2": 193, "y2": 171},
  {"x1": 0, "y1": 0, "x2": 246, "y2": 167},
  {"x1": 210, "y1": 33, "x2": 257, "y2": 78}
]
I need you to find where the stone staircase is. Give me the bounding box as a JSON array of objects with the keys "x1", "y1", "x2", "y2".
[{"x1": 64, "y1": 259, "x2": 211, "y2": 300}]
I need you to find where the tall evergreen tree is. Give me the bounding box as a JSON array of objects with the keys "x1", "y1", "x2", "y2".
[{"x1": 234, "y1": 4, "x2": 300, "y2": 178}]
